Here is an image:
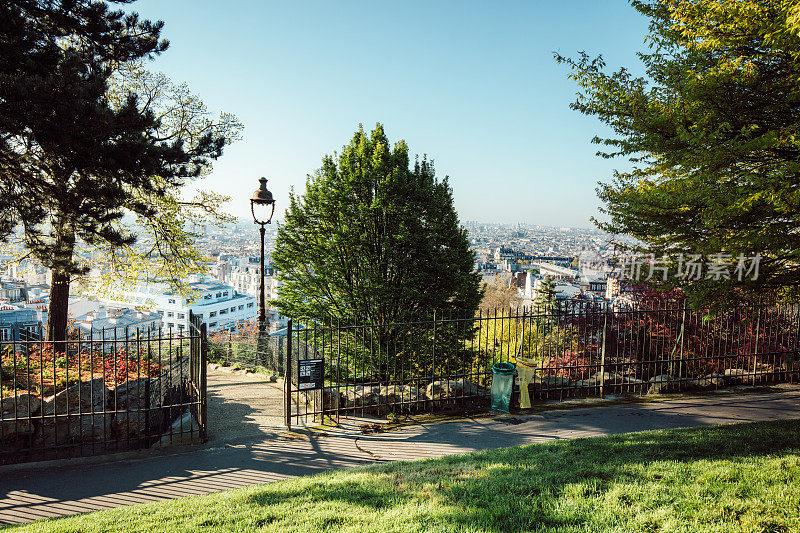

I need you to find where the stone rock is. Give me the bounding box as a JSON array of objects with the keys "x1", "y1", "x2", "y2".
[
  {"x1": 313, "y1": 387, "x2": 342, "y2": 410},
  {"x1": 691, "y1": 374, "x2": 726, "y2": 390},
  {"x1": 378, "y1": 385, "x2": 426, "y2": 405},
  {"x1": 593, "y1": 372, "x2": 647, "y2": 385},
  {"x1": 593, "y1": 371, "x2": 622, "y2": 382},
  {"x1": 323, "y1": 387, "x2": 341, "y2": 409},
  {"x1": 378, "y1": 385, "x2": 403, "y2": 404},
  {"x1": 1, "y1": 394, "x2": 42, "y2": 442},
  {"x1": 344, "y1": 385, "x2": 381, "y2": 407},
  {"x1": 622, "y1": 377, "x2": 647, "y2": 385},
  {"x1": 647, "y1": 374, "x2": 679, "y2": 394},
  {"x1": 108, "y1": 378, "x2": 166, "y2": 440},
  {"x1": 575, "y1": 378, "x2": 600, "y2": 389},
  {"x1": 404, "y1": 386, "x2": 426, "y2": 403},
  {"x1": 529, "y1": 375, "x2": 572, "y2": 389},
  {"x1": 41, "y1": 378, "x2": 112, "y2": 444},
  {"x1": 154, "y1": 411, "x2": 199, "y2": 447},
  {"x1": 425, "y1": 379, "x2": 485, "y2": 400},
  {"x1": 46, "y1": 378, "x2": 107, "y2": 414},
  {"x1": 723, "y1": 368, "x2": 749, "y2": 384}
]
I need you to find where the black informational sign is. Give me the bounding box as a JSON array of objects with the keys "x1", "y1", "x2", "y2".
[{"x1": 297, "y1": 358, "x2": 324, "y2": 390}]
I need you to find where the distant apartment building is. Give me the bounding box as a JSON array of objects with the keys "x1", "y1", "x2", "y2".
[
  {"x1": 102, "y1": 281, "x2": 256, "y2": 333},
  {"x1": 4, "y1": 261, "x2": 51, "y2": 286},
  {"x1": 75, "y1": 308, "x2": 162, "y2": 341},
  {"x1": 500, "y1": 259, "x2": 518, "y2": 273},
  {"x1": 536, "y1": 262, "x2": 578, "y2": 280},
  {"x1": 0, "y1": 306, "x2": 41, "y2": 342},
  {"x1": 209, "y1": 259, "x2": 232, "y2": 284},
  {"x1": 493, "y1": 246, "x2": 516, "y2": 263},
  {"x1": 228, "y1": 256, "x2": 279, "y2": 300},
  {"x1": 587, "y1": 280, "x2": 607, "y2": 296},
  {"x1": 0, "y1": 280, "x2": 28, "y2": 303}
]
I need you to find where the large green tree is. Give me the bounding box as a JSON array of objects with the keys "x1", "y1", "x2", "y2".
[
  {"x1": 274, "y1": 124, "x2": 481, "y2": 375},
  {"x1": 557, "y1": 0, "x2": 800, "y2": 308},
  {"x1": 274, "y1": 124, "x2": 481, "y2": 377},
  {"x1": 274, "y1": 124, "x2": 481, "y2": 325},
  {"x1": 0, "y1": 1, "x2": 230, "y2": 347}
]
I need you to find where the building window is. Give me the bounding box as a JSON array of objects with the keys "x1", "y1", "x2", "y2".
[
  {"x1": 210, "y1": 311, "x2": 217, "y2": 317},
  {"x1": 247, "y1": 302, "x2": 254, "y2": 308},
  {"x1": 223, "y1": 291, "x2": 228, "y2": 297},
  {"x1": 0, "y1": 328, "x2": 9, "y2": 342},
  {"x1": 157, "y1": 310, "x2": 164, "y2": 316},
  {"x1": 209, "y1": 322, "x2": 217, "y2": 327},
  {"x1": 204, "y1": 295, "x2": 211, "y2": 300},
  {"x1": 230, "y1": 307, "x2": 235, "y2": 312},
  {"x1": 238, "y1": 305, "x2": 244, "y2": 310},
  {"x1": 216, "y1": 292, "x2": 222, "y2": 298},
  {"x1": 177, "y1": 313, "x2": 185, "y2": 319},
  {"x1": 167, "y1": 312, "x2": 174, "y2": 318},
  {"x1": 219, "y1": 309, "x2": 227, "y2": 315},
  {"x1": 168, "y1": 298, "x2": 176, "y2": 304}
]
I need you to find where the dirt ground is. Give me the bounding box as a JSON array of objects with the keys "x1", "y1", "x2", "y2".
[{"x1": 205, "y1": 368, "x2": 285, "y2": 443}]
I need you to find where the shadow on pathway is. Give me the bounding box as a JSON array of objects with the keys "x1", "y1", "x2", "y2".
[{"x1": 0, "y1": 385, "x2": 797, "y2": 525}]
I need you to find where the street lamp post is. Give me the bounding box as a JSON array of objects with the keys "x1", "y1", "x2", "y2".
[{"x1": 251, "y1": 177, "x2": 276, "y2": 363}]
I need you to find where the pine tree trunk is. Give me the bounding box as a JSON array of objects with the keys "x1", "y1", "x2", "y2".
[
  {"x1": 47, "y1": 214, "x2": 75, "y2": 354},
  {"x1": 47, "y1": 269, "x2": 71, "y2": 353}
]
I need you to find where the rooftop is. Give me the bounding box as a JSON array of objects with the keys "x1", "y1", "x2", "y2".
[{"x1": 77, "y1": 308, "x2": 161, "y2": 331}]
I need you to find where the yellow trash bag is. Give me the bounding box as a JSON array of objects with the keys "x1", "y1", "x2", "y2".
[{"x1": 515, "y1": 357, "x2": 538, "y2": 409}]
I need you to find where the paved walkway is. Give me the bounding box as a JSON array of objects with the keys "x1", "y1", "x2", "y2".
[
  {"x1": 204, "y1": 368, "x2": 284, "y2": 442},
  {"x1": 1, "y1": 387, "x2": 799, "y2": 525}
]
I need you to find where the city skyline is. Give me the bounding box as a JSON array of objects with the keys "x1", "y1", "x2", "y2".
[{"x1": 129, "y1": 1, "x2": 651, "y2": 227}]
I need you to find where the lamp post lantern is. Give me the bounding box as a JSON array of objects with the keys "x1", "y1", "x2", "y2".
[{"x1": 251, "y1": 177, "x2": 276, "y2": 358}]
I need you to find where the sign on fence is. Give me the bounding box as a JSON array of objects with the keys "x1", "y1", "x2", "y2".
[{"x1": 298, "y1": 358, "x2": 324, "y2": 390}]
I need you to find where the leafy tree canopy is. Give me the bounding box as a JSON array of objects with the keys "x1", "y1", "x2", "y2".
[
  {"x1": 557, "y1": 0, "x2": 800, "y2": 308},
  {"x1": 273, "y1": 123, "x2": 482, "y2": 326}
]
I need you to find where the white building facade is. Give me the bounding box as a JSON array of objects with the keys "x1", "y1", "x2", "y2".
[{"x1": 102, "y1": 281, "x2": 257, "y2": 333}]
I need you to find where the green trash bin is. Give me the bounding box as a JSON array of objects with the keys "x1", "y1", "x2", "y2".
[{"x1": 491, "y1": 362, "x2": 516, "y2": 413}]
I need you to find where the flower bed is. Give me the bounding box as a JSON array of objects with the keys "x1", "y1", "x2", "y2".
[{"x1": 1, "y1": 343, "x2": 162, "y2": 398}]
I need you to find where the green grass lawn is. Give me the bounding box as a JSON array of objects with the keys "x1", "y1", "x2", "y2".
[{"x1": 11, "y1": 419, "x2": 800, "y2": 532}]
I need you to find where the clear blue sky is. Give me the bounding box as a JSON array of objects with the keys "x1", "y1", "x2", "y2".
[{"x1": 131, "y1": 0, "x2": 650, "y2": 228}]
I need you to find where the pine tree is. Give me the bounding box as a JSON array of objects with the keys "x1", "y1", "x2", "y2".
[
  {"x1": 0, "y1": 1, "x2": 228, "y2": 348},
  {"x1": 532, "y1": 275, "x2": 559, "y2": 334},
  {"x1": 533, "y1": 276, "x2": 557, "y2": 312}
]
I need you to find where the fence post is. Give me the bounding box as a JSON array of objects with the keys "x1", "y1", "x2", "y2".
[
  {"x1": 517, "y1": 307, "x2": 527, "y2": 360},
  {"x1": 793, "y1": 304, "x2": 800, "y2": 383},
  {"x1": 285, "y1": 319, "x2": 293, "y2": 430},
  {"x1": 200, "y1": 322, "x2": 208, "y2": 441},
  {"x1": 752, "y1": 305, "x2": 761, "y2": 386},
  {"x1": 677, "y1": 300, "x2": 687, "y2": 382},
  {"x1": 432, "y1": 310, "x2": 437, "y2": 381},
  {"x1": 600, "y1": 308, "x2": 608, "y2": 399}
]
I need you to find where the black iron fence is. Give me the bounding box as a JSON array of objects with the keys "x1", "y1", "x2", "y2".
[
  {"x1": 207, "y1": 324, "x2": 287, "y2": 376},
  {"x1": 0, "y1": 314, "x2": 207, "y2": 465},
  {"x1": 283, "y1": 301, "x2": 800, "y2": 427}
]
